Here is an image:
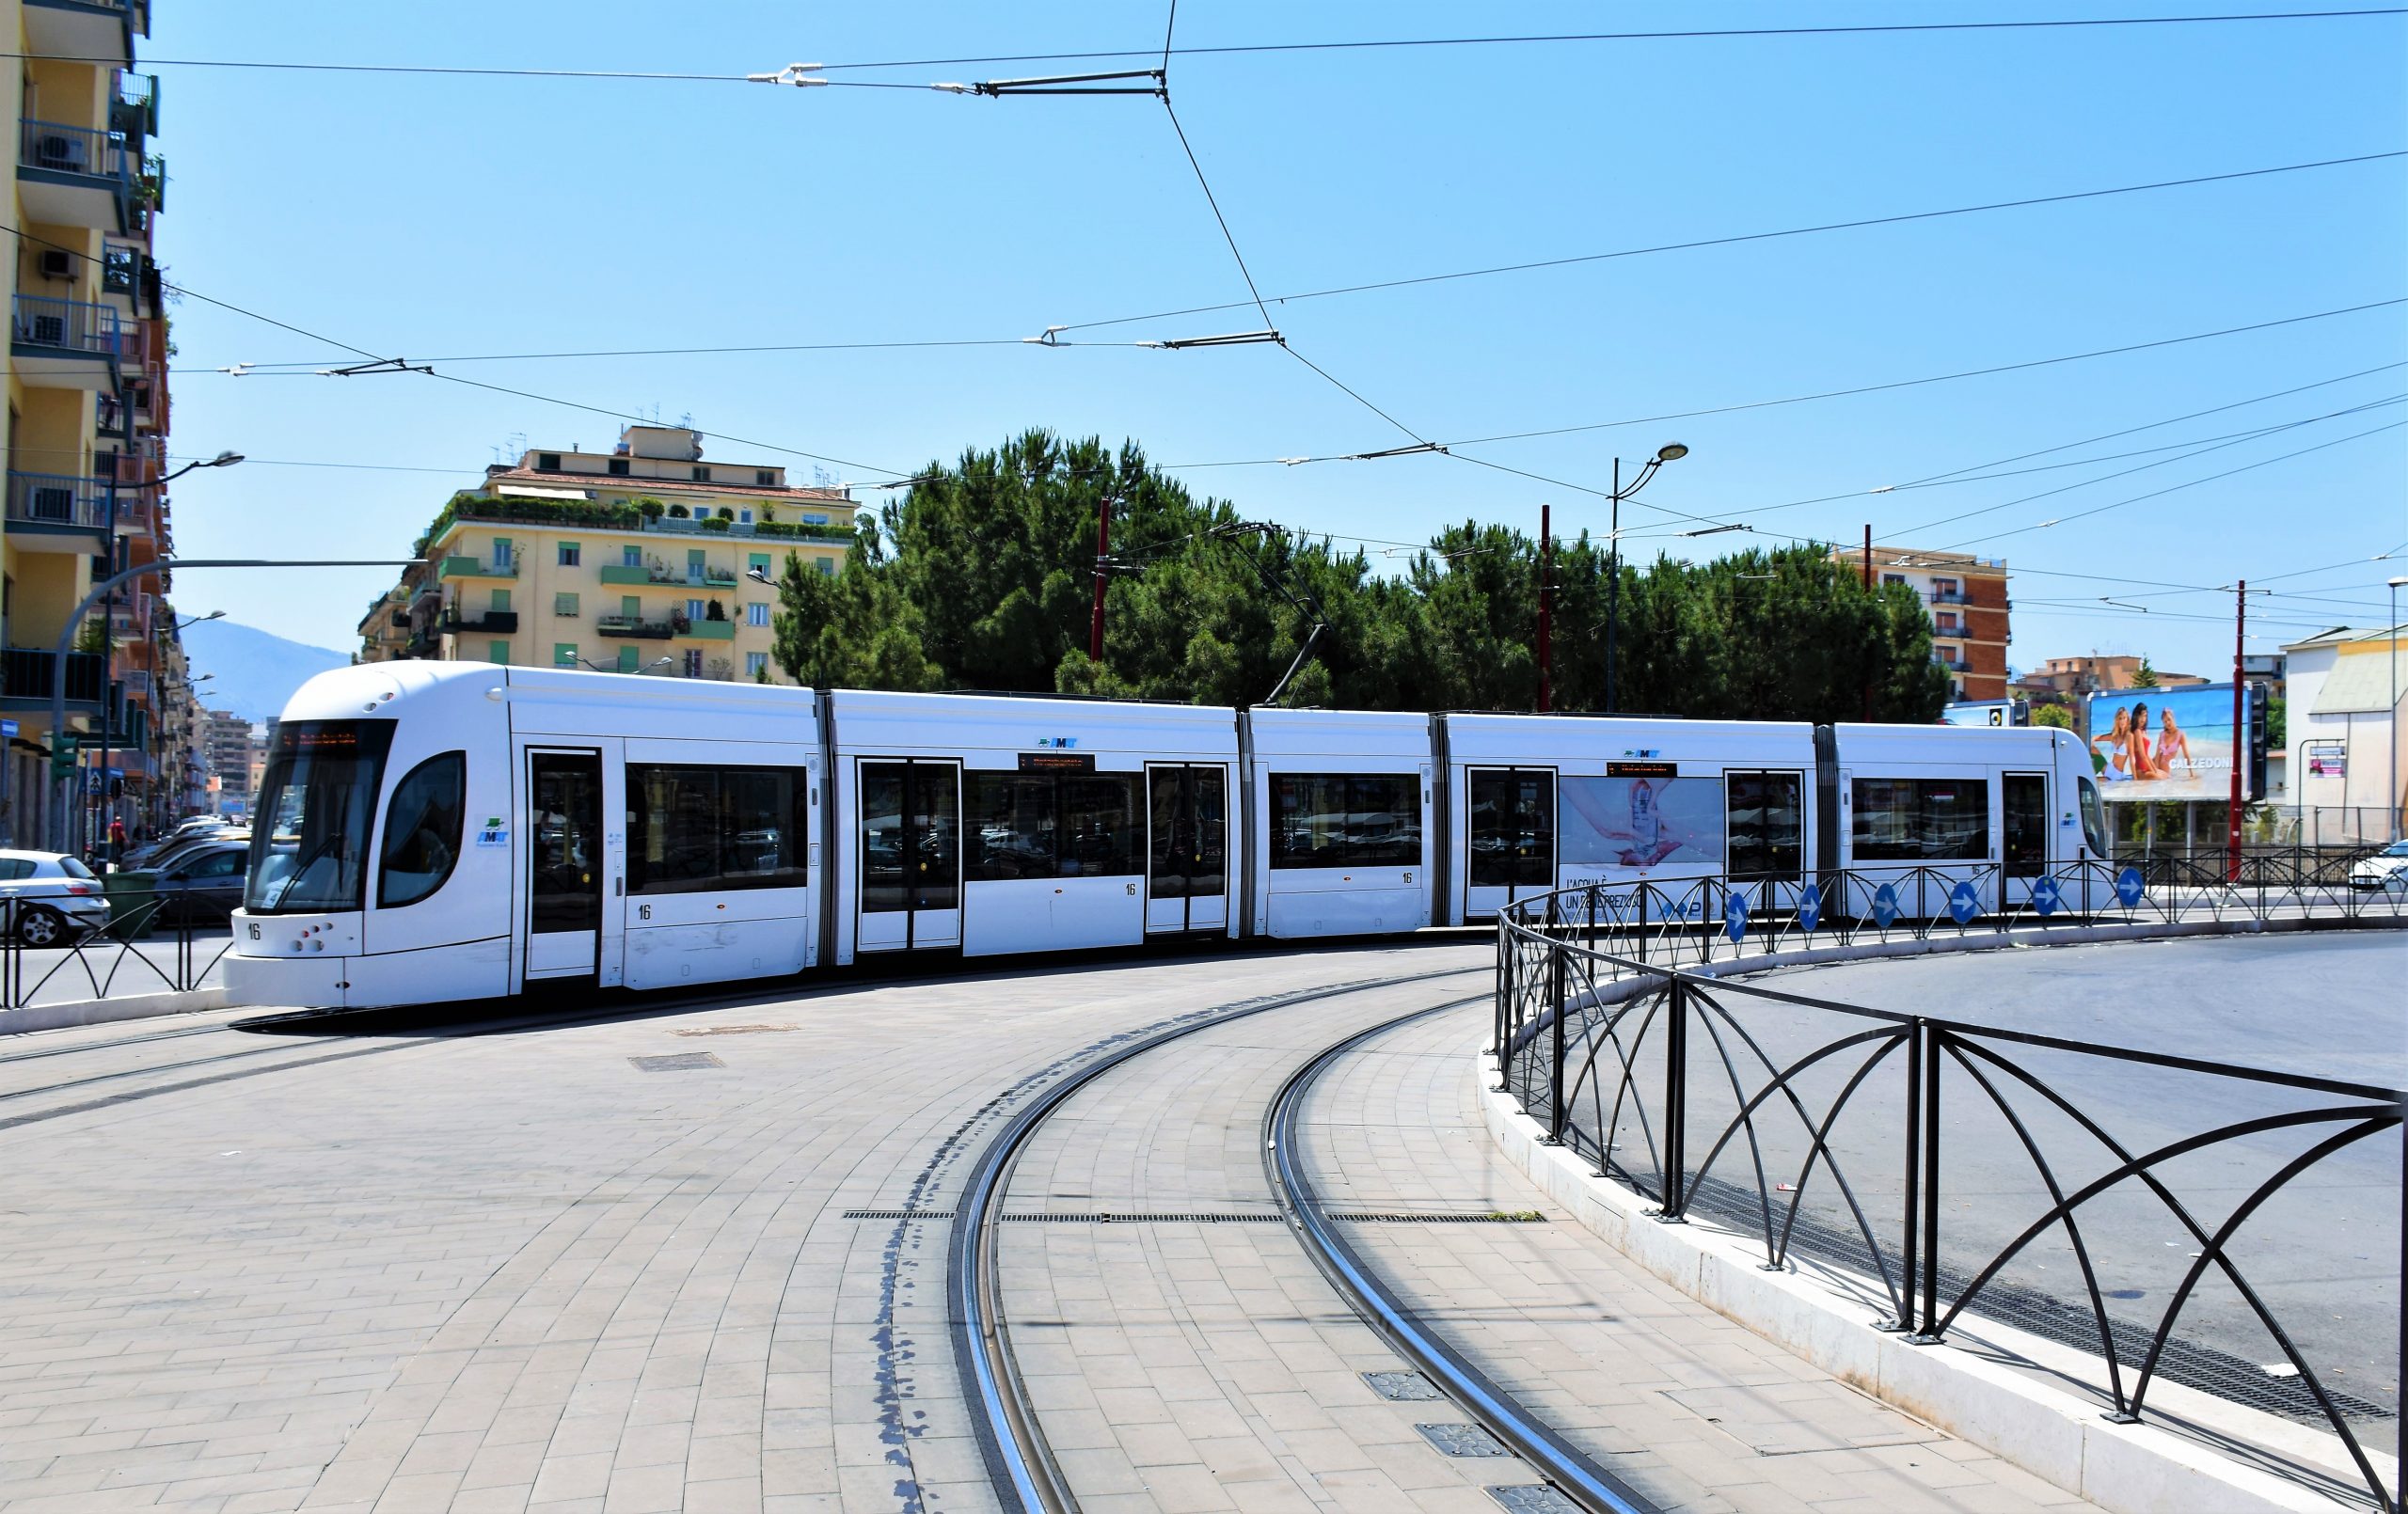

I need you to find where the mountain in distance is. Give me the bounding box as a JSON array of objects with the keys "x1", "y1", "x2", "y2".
[{"x1": 182, "y1": 619, "x2": 350, "y2": 723}]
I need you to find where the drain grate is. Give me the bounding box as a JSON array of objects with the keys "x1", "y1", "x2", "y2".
[
  {"x1": 629, "y1": 1052, "x2": 723, "y2": 1072},
  {"x1": 844, "y1": 1209, "x2": 953, "y2": 1220},
  {"x1": 1418, "y1": 1423, "x2": 1513, "y2": 1458},
  {"x1": 1364, "y1": 1370, "x2": 1446, "y2": 1401},
  {"x1": 1489, "y1": 1488, "x2": 1580, "y2": 1513},
  {"x1": 672, "y1": 1023, "x2": 797, "y2": 1037},
  {"x1": 1334, "y1": 1211, "x2": 1548, "y2": 1223}
]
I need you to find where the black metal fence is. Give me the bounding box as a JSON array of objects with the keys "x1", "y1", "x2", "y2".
[
  {"x1": 0, "y1": 890, "x2": 231, "y2": 1011},
  {"x1": 1496, "y1": 858, "x2": 2405, "y2": 1513}
]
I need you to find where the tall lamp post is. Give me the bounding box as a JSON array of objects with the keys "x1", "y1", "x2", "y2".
[
  {"x1": 49, "y1": 557, "x2": 419, "y2": 852},
  {"x1": 1603, "y1": 443, "x2": 1689, "y2": 714},
  {"x1": 2390, "y1": 575, "x2": 2407, "y2": 843}
]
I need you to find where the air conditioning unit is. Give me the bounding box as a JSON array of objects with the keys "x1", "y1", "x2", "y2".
[
  {"x1": 37, "y1": 250, "x2": 72, "y2": 281},
  {"x1": 27, "y1": 315, "x2": 67, "y2": 346},
  {"x1": 35, "y1": 134, "x2": 84, "y2": 170},
  {"x1": 30, "y1": 486, "x2": 76, "y2": 521}
]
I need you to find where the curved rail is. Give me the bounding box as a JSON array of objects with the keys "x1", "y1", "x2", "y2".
[
  {"x1": 949, "y1": 970, "x2": 1499, "y2": 1514},
  {"x1": 1263, "y1": 1002, "x2": 1660, "y2": 1514}
]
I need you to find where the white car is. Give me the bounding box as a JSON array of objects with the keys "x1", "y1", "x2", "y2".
[
  {"x1": 2349, "y1": 840, "x2": 2408, "y2": 891},
  {"x1": 0, "y1": 850, "x2": 112, "y2": 946}
]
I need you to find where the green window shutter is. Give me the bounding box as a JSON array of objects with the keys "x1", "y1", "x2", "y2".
[
  {"x1": 554, "y1": 591, "x2": 578, "y2": 616},
  {"x1": 617, "y1": 646, "x2": 639, "y2": 673},
  {"x1": 558, "y1": 542, "x2": 580, "y2": 566},
  {"x1": 554, "y1": 643, "x2": 578, "y2": 668},
  {"x1": 622, "y1": 595, "x2": 641, "y2": 619},
  {"x1": 491, "y1": 588, "x2": 512, "y2": 612},
  {"x1": 488, "y1": 640, "x2": 510, "y2": 664},
  {"x1": 748, "y1": 552, "x2": 770, "y2": 574}
]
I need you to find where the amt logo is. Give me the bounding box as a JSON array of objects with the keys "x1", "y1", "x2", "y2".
[{"x1": 1036, "y1": 736, "x2": 1078, "y2": 749}]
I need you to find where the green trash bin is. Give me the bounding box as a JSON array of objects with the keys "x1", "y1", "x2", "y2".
[{"x1": 102, "y1": 869, "x2": 160, "y2": 942}]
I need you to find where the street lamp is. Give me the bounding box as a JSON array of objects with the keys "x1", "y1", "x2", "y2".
[
  {"x1": 1604, "y1": 443, "x2": 1689, "y2": 714},
  {"x1": 172, "y1": 609, "x2": 227, "y2": 633}
]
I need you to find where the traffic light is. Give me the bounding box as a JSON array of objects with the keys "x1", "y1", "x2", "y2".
[
  {"x1": 47, "y1": 733, "x2": 77, "y2": 781},
  {"x1": 2246, "y1": 681, "x2": 2270, "y2": 801}
]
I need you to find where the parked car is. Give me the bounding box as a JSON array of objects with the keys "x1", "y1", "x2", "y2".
[
  {"x1": 2349, "y1": 840, "x2": 2408, "y2": 891},
  {"x1": 146, "y1": 842, "x2": 252, "y2": 926},
  {"x1": 0, "y1": 850, "x2": 110, "y2": 946},
  {"x1": 139, "y1": 830, "x2": 249, "y2": 878}
]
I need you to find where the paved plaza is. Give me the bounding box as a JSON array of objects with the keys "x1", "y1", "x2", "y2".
[{"x1": 0, "y1": 941, "x2": 2123, "y2": 1512}]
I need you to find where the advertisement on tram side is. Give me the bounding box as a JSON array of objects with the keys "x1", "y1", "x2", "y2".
[
  {"x1": 2085, "y1": 683, "x2": 2234, "y2": 800},
  {"x1": 1559, "y1": 775, "x2": 1724, "y2": 873}
]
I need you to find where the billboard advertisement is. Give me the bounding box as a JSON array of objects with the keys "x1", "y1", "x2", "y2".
[
  {"x1": 1560, "y1": 774, "x2": 1724, "y2": 872},
  {"x1": 2085, "y1": 684, "x2": 2236, "y2": 800}
]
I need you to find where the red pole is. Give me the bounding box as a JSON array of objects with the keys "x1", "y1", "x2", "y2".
[
  {"x1": 1088, "y1": 492, "x2": 1111, "y2": 664},
  {"x1": 2228, "y1": 578, "x2": 2246, "y2": 882},
  {"x1": 1537, "y1": 503, "x2": 1552, "y2": 713}
]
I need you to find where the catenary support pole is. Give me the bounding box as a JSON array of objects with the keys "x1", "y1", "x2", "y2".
[
  {"x1": 2229, "y1": 579, "x2": 2246, "y2": 883},
  {"x1": 1604, "y1": 463, "x2": 1622, "y2": 713},
  {"x1": 1862, "y1": 526, "x2": 1875, "y2": 723},
  {"x1": 1536, "y1": 503, "x2": 1552, "y2": 713},
  {"x1": 1088, "y1": 491, "x2": 1111, "y2": 665}
]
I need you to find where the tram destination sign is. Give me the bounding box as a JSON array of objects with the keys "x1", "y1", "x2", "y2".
[
  {"x1": 1605, "y1": 760, "x2": 1677, "y2": 779},
  {"x1": 1018, "y1": 751, "x2": 1096, "y2": 773}
]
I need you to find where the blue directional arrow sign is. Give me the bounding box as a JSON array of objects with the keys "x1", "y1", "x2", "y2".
[
  {"x1": 1722, "y1": 892, "x2": 1750, "y2": 944},
  {"x1": 1795, "y1": 882, "x2": 1822, "y2": 933},
  {"x1": 2030, "y1": 876, "x2": 2062, "y2": 917},
  {"x1": 1948, "y1": 880, "x2": 1982, "y2": 924},
  {"x1": 1871, "y1": 884, "x2": 1900, "y2": 929},
  {"x1": 2115, "y1": 866, "x2": 2146, "y2": 907}
]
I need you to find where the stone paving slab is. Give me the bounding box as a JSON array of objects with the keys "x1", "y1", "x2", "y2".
[
  {"x1": 1299, "y1": 1006, "x2": 2099, "y2": 1513},
  {"x1": 0, "y1": 946, "x2": 1481, "y2": 1514}
]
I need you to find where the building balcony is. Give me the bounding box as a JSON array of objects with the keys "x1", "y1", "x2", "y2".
[
  {"x1": 1927, "y1": 591, "x2": 1971, "y2": 607},
  {"x1": 22, "y1": 0, "x2": 146, "y2": 68},
  {"x1": 680, "y1": 619, "x2": 737, "y2": 642},
  {"x1": 111, "y1": 72, "x2": 159, "y2": 143},
  {"x1": 10, "y1": 295, "x2": 123, "y2": 390},
  {"x1": 0, "y1": 648, "x2": 106, "y2": 712},
  {"x1": 595, "y1": 614, "x2": 677, "y2": 639},
  {"x1": 119, "y1": 667, "x2": 154, "y2": 702},
  {"x1": 438, "y1": 554, "x2": 519, "y2": 579},
  {"x1": 5, "y1": 472, "x2": 114, "y2": 543},
  {"x1": 17, "y1": 118, "x2": 135, "y2": 232},
  {"x1": 1936, "y1": 656, "x2": 1973, "y2": 674},
  {"x1": 441, "y1": 609, "x2": 520, "y2": 635},
  {"x1": 597, "y1": 563, "x2": 741, "y2": 589},
  {"x1": 108, "y1": 593, "x2": 153, "y2": 641}
]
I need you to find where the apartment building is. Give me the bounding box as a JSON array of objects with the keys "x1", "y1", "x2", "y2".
[
  {"x1": 1830, "y1": 544, "x2": 2012, "y2": 702},
  {"x1": 1, "y1": 0, "x2": 202, "y2": 846},
  {"x1": 361, "y1": 426, "x2": 855, "y2": 681},
  {"x1": 200, "y1": 705, "x2": 252, "y2": 816},
  {"x1": 2008, "y1": 653, "x2": 2209, "y2": 702}
]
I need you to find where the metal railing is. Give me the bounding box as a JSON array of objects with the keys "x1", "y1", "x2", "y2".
[
  {"x1": 595, "y1": 613, "x2": 678, "y2": 639},
  {"x1": 6, "y1": 472, "x2": 112, "y2": 530},
  {"x1": 10, "y1": 293, "x2": 122, "y2": 356},
  {"x1": 16, "y1": 118, "x2": 132, "y2": 183},
  {"x1": 1495, "y1": 859, "x2": 2406, "y2": 1511},
  {"x1": 0, "y1": 889, "x2": 232, "y2": 1011},
  {"x1": 0, "y1": 647, "x2": 105, "y2": 704}
]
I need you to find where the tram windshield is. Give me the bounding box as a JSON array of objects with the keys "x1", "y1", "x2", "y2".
[
  {"x1": 2077, "y1": 776, "x2": 2108, "y2": 859},
  {"x1": 245, "y1": 720, "x2": 396, "y2": 914}
]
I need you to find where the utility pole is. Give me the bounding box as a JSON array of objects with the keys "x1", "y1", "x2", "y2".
[
  {"x1": 2227, "y1": 579, "x2": 2246, "y2": 883},
  {"x1": 1536, "y1": 503, "x2": 1552, "y2": 713},
  {"x1": 1597, "y1": 444, "x2": 1687, "y2": 714},
  {"x1": 1088, "y1": 491, "x2": 1112, "y2": 665},
  {"x1": 1861, "y1": 525, "x2": 1875, "y2": 723}
]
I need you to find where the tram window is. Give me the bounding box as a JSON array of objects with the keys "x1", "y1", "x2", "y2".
[
  {"x1": 376, "y1": 752, "x2": 465, "y2": 908},
  {"x1": 965, "y1": 771, "x2": 1141, "y2": 881},
  {"x1": 1270, "y1": 774, "x2": 1422, "y2": 870},
  {"x1": 626, "y1": 765, "x2": 808, "y2": 894},
  {"x1": 861, "y1": 766, "x2": 907, "y2": 911},
  {"x1": 1467, "y1": 770, "x2": 1553, "y2": 887},
  {"x1": 246, "y1": 720, "x2": 396, "y2": 914},
  {"x1": 1850, "y1": 777, "x2": 1990, "y2": 861},
  {"x1": 1725, "y1": 771, "x2": 1803, "y2": 881},
  {"x1": 967, "y1": 773, "x2": 1056, "y2": 881}
]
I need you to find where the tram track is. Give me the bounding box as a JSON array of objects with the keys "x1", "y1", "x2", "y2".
[{"x1": 947, "y1": 966, "x2": 1662, "y2": 1514}]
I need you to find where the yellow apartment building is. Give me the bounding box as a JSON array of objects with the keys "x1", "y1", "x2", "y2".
[
  {"x1": 363, "y1": 426, "x2": 855, "y2": 681},
  {"x1": 3, "y1": 0, "x2": 202, "y2": 848}
]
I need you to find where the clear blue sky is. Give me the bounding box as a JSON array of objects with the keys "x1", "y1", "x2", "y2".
[{"x1": 146, "y1": 1, "x2": 2406, "y2": 677}]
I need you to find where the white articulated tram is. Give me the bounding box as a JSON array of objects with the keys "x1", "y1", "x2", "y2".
[{"x1": 226, "y1": 663, "x2": 2112, "y2": 1010}]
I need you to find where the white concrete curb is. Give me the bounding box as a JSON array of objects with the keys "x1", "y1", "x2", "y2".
[
  {"x1": 1483, "y1": 918, "x2": 2403, "y2": 1514},
  {"x1": 0, "y1": 986, "x2": 229, "y2": 1035}
]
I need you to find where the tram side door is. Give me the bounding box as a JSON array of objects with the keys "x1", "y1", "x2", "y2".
[
  {"x1": 1146, "y1": 764, "x2": 1229, "y2": 934},
  {"x1": 856, "y1": 759, "x2": 961, "y2": 952},
  {"x1": 1464, "y1": 766, "x2": 1556, "y2": 921},
  {"x1": 2002, "y1": 771, "x2": 2049, "y2": 907},
  {"x1": 522, "y1": 746, "x2": 623, "y2": 983}
]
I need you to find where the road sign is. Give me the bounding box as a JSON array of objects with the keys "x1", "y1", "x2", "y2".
[
  {"x1": 1948, "y1": 880, "x2": 1981, "y2": 925},
  {"x1": 2030, "y1": 876, "x2": 2062, "y2": 917},
  {"x1": 1795, "y1": 882, "x2": 1821, "y2": 933},
  {"x1": 1871, "y1": 883, "x2": 1900, "y2": 929},
  {"x1": 1722, "y1": 892, "x2": 1749, "y2": 944},
  {"x1": 2115, "y1": 866, "x2": 2146, "y2": 908},
  {"x1": 0, "y1": 719, "x2": 16, "y2": 738}
]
